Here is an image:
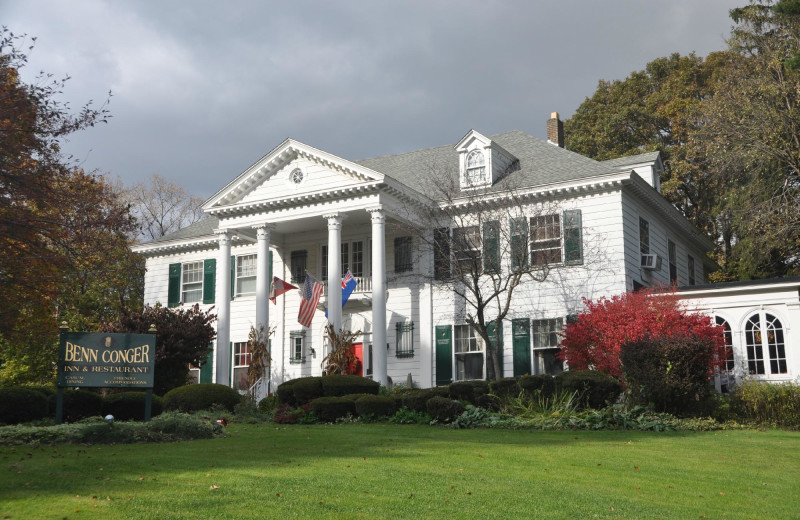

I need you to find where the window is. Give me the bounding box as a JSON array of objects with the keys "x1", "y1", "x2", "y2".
[
  {"x1": 289, "y1": 331, "x2": 305, "y2": 364},
  {"x1": 322, "y1": 241, "x2": 364, "y2": 281},
  {"x1": 465, "y1": 150, "x2": 485, "y2": 185},
  {"x1": 290, "y1": 250, "x2": 307, "y2": 283},
  {"x1": 532, "y1": 318, "x2": 564, "y2": 375},
  {"x1": 668, "y1": 240, "x2": 677, "y2": 284},
  {"x1": 394, "y1": 236, "x2": 413, "y2": 273},
  {"x1": 452, "y1": 226, "x2": 480, "y2": 273},
  {"x1": 745, "y1": 312, "x2": 787, "y2": 376},
  {"x1": 454, "y1": 324, "x2": 483, "y2": 380},
  {"x1": 396, "y1": 322, "x2": 414, "y2": 358},
  {"x1": 530, "y1": 214, "x2": 562, "y2": 266},
  {"x1": 688, "y1": 255, "x2": 696, "y2": 285},
  {"x1": 235, "y1": 254, "x2": 257, "y2": 296},
  {"x1": 181, "y1": 261, "x2": 203, "y2": 303},
  {"x1": 233, "y1": 341, "x2": 251, "y2": 390},
  {"x1": 715, "y1": 316, "x2": 735, "y2": 393},
  {"x1": 639, "y1": 217, "x2": 650, "y2": 256}
]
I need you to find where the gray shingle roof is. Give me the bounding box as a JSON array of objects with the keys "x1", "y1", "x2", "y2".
[
  {"x1": 601, "y1": 151, "x2": 661, "y2": 169},
  {"x1": 146, "y1": 216, "x2": 219, "y2": 245},
  {"x1": 356, "y1": 130, "x2": 611, "y2": 193}
]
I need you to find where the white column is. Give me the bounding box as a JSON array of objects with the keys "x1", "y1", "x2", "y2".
[
  {"x1": 324, "y1": 213, "x2": 343, "y2": 333},
  {"x1": 369, "y1": 207, "x2": 387, "y2": 386},
  {"x1": 215, "y1": 229, "x2": 232, "y2": 386},
  {"x1": 254, "y1": 224, "x2": 272, "y2": 333}
]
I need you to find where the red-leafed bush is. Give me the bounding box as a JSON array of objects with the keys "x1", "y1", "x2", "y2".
[{"x1": 558, "y1": 289, "x2": 724, "y2": 381}]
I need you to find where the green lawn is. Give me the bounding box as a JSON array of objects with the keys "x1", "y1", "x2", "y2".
[{"x1": 1, "y1": 424, "x2": 799, "y2": 519}]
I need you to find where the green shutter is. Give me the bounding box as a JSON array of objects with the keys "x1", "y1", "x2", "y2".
[
  {"x1": 200, "y1": 346, "x2": 214, "y2": 383},
  {"x1": 434, "y1": 228, "x2": 450, "y2": 280},
  {"x1": 230, "y1": 255, "x2": 235, "y2": 300},
  {"x1": 510, "y1": 218, "x2": 528, "y2": 269},
  {"x1": 435, "y1": 325, "x2": 453, "y2": 386},
  {"x1": 482, "y1": 220, "x2": 500, "y2": 274},
  {"x1": 203, "y1": 259, "x2": 216, "y2": 304},
  {"x1": 268, "y1": 250, "x2": 273, "y2": 291},
  {"x1": 564, "y1": 209, "x2": 583, "y2": 265},
  {"x1": 487, "y1": 319, "x2": 504, "y2": 379},
  {"x1": 168, "y1": 263, "x2": 181, "y2": 308},
  {"x1": 512, "y1": 318, "x2": 531, "y2": 377}
]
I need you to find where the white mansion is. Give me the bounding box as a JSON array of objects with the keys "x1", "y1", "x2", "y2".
[{"x1": 133, "y1": 114, "x2": 799, "y2": 395}]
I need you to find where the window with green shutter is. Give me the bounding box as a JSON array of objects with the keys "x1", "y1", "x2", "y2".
[
  {"x1": 435, "y1": 325, "x2": 453, "y2": 386},
  {"x1": 203, "y1": 259, "x2": 216, "y2": 303},
  {"x1": 482, "y1": 220, "x2": 500, "y2": 274},
  {"x1": 510, "y1": 217, "x2": 528, "y2": 269},
  {"x1": 168, "y1": 263, "x2": 181, "y2": 307},
  {"x1": 563, "y1": 209, "x2": 583, "y2": 265},
  {"x1": 511, "y1": 318, "x2": 531, "y2": 377},
  {"x1": 434, "y1": 228, "x2": 451, "y2": 280}
]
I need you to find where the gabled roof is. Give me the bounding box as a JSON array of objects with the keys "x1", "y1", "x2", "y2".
[{"x1": 600, "y1": 151, "x2": 661, "y2": 170}]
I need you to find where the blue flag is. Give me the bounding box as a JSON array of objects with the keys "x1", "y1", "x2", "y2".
[{"x1": 325, "y1": 270, "x2": 358, "y2": 318}]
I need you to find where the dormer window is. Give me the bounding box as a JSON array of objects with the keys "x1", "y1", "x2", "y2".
[{"x1": 465, "y1": 150, "x2": 486, "y2": 185}]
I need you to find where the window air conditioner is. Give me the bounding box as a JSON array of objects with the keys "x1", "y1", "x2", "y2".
[{"x1": 640, "y1": 253, "x2": 661, "y2": 271}]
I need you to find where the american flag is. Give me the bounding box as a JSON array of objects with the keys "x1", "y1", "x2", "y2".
[{"x1": 298, "y1": 273, "x2": 323, "y2": 328}]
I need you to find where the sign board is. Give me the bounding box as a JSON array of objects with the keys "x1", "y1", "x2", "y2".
[{"x1": 57, "y1": 332, "x2": 156, "y2": 389}]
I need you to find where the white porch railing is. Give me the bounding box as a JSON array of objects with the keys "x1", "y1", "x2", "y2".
[{"x1": 322, "y1": 275, "x2": 372, "y2": 295}]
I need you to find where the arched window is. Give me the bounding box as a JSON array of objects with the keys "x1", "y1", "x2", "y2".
[
  {"x1": 465, "y1": 150, "x2": 485, "y2": 184},
  {"x1": 715, "y1": 316, "x2": 734, "y2": 373},
  {"x1": 745, "y1": 312, "x2": 787, "y2": 376}
]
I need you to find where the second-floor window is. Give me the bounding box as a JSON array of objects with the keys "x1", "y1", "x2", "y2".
[
  {"x1": 531, "y1": 215, "x2": 562, "y2": 266},
  {"x1": 290, "y1": 250, "x2": 307, "y2": 283},
  {"x1": 639, "y1": 217, "x2": 650, "y2": 255},
  {"x1": 394, "y1": 236, "x2": 413, "y2": 273},
  {"x1": 236, "y1": 254, "x2": 257, "y2": 296},
  {"x1": 668, "y1": 240, "x2": 677, "y2": 284},
  {"x1": 181, "y1": 261, "x2": 203, "y2": 303}
]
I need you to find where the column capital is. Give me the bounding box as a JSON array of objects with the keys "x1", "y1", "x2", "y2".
[
  {"x1": 253, "y1": 223, "x2": 274, "y2": 239},
  {"x1": 323, "y1": 212, "x2": 344, "y2": 229},
  {"x1": 214, "y1": 228, "x2": 233, "y2": 246},
  {"x1": 367, "y1": 206, "x2": 385, "y2": 224}
]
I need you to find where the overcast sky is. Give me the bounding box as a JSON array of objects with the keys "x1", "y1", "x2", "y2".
[{"x1": 6, "y1": 0, "x2": 741, "y2": 199}]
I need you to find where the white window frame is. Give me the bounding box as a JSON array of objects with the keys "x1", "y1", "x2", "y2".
[
  {"x1": 452, "y1": 226, "x2": 481, "y2": 272},
  {"x1": 290, "y1": 331, "x2": 306, "y2": 364},
  {"x1": 530, "y1": 214, "x2": 562, "y2": 266},
  {"x1": 235, "y1": 254, "x2": 257, "y2": 296},
  {"x1": 531, "y1": 318, "x2": 564, "y2": 375},
  {"x1": 321, "y1": 240, "x2": 367, "y2": 281},
  {"x1": 464, "y1": 149, "x2": 486, "y2": 185},
  {"x1": 745, "y1": 312, "x2": 787, "y2": 377},
  {"x1": 232, "y1": 341, "x2": 251, "y2": 391},
  {"x1": 454, "y1": 324, "x2": 484, "y2": 381},
  {"x1": 181, "y1": 261, "x2": 204, "y2": 303}
]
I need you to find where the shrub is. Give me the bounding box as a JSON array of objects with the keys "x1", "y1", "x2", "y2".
[
  {"x1": 555, "y1": 370, "x2": 622, "y2": 410},
  {"x1": 355, "y1": 395, "x2": 397, "y2": 418},
  {"x1": 489, "y1": 378, "x2": 520, "y2": 399},
  {"x1": 257, "y1": 395, "x2": 278, "y2": 414},
  {"x1": 389, "y1": 407, "x2": 432, "y2": 424},
  {"x1": 291, "y1": 377, "x2": 324, "y2": 405},
  {"x1": 0, "y1": 387, "x2": 49, "y2": 424},
  {"x1": 54, "y1": 390, "x2": 103, "y2": 422},
  {"x1": 102, "y1": 392, "x2": 164, "y2": 421},
  {"x1": 475, "y1": 393, "x2": 501, "y2": 411},
  {"x1": 519, "y1": 375, "x2": 556, "y2": 399},
  {"x1": 401, "y1": 388, "x2": 448, "y2": 412},
  {"x1": 621, "y1": 336, "x2": 717, "y2": 415},
  {"x1": 730, "y1": 380, "x2": 800, "y2": 428},
  {"x1": 310, "y1": 397, "x2": 356, "y2": 423},
  {"x1": 276, "y1": 379, "x2": 299, "y2": 406},
  {"x1": 163, "y1": 383, "x2": 242, "y2": 413},
  {"x1": 321, "y1": 375, "x2": 380, "y2": 397},
  {"x1": 24, "y1": 385, "x2": 57, "y2": 399},
  {"x1": 449, "y1": 381, "x2": 490, "y2": 404},
  {"x1": 426, "y1": 396, "x2": 465, "y2": 423}
]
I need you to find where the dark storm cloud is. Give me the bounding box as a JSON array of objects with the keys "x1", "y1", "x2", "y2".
[{"x1": 5, "y1": 0, "x2": 738, "y2": 198}]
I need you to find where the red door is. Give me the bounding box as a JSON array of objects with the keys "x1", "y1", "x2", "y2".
[{"x1": 349, "y1": 343, "x2": 363, "y2": 376}]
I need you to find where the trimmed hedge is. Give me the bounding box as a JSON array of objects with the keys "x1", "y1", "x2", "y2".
[
  {"x1": 163, "y1": 383, "x2": 242, "y2": 413},
  {"x1": 426, "y1": 396, "x2": 465, "y2": 423},
  {"x1": 401, "y1": 388, "x2": 449, "y2": 412},
  {"x1": 519, "y1": 375, "x2": 556, "y2": 399},
  {"x1": 489, "y1": 377, "x2": 520, "y2": 399},
  {"x1": 321, "y1": 375, "x2": 380, "y2": 397},
  {"x1": 555, "y1": 370, "x2": 622, "y2": 410},
  {"x1": 355, "y1": 395, "x2": 397, "y2": 417},
  {"x1": 0, "y1": 387, "x2": 50, "y2": 425},
  {"x1": 292, "y1": 377, "x2": 324, "y2": 404},
  {"x1": 53, "y1": 390, "x2": 103, "y2": 422},
  {"x1": 449, "y1": 381, "x2": 490, "y2": 404},
  {"x1": 276, "y1": 378, "x2": 299, "y2": 406},
  {"x1": 310, "y1": 397, "x2": 356, "y2": 422},
  {"x1": 102, "y1": 392, "x2": 164, "y2": 421},
  {"x1": 257, "y1": 395, "x2": 279, "y2": 414}
]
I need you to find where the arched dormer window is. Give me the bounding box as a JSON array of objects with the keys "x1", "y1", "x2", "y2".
[
  {"x1": 465, "y1": 150, "x2": 485, "y2": 185},
  {"x1": 745, "y1": 312, "x2": 787, "y2": 375}
]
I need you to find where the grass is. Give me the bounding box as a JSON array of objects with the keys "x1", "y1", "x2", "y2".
[{"x1": 1, "y1": 424, "x2": 799, "y2": 519}]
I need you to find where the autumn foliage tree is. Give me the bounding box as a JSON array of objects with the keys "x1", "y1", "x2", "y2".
[
  {"x1": 558, "y1": 289, "x2": 724, "y2": 381},
  {"x1": 106, "y1": 304, "x2": 216, "y2": 395}
]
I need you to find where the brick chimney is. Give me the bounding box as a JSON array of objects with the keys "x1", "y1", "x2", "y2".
[{"x1": 547, "y1": 112, "x2": 564, "y2": 148}]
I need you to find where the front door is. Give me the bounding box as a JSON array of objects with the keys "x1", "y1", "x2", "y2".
[{"x1": 349, "y1": 343, "x2": 363, "y2": 376}]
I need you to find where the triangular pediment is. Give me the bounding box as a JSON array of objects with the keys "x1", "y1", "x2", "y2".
[{"x1": 202, "y1": 139, "x2": 385, "y2": 211}]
